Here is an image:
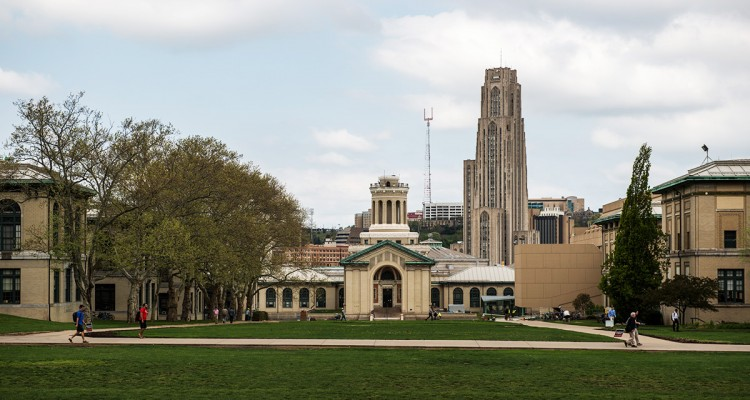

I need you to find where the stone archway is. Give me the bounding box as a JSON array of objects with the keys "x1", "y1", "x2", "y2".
[{"x1": 372, "y1": 266, "x2": 402, "y2": 319}]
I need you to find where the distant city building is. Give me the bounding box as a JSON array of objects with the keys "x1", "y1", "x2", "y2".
[
  {"x1": 528, "y1": 196, "x2": 584, "y2": 215},
  {"x1": 532, "y1": 206, "x2": 572, "y2": 244},
  {"x1": 354, "y1": 210, "x2": 372, "y2": 229},
  {"x1": 464, "y1": 67, "x2": 529, "y2": 266},
  {"x1": 407, "y1": 210, "x2": 423, "y2": 222},
  {"x1": 422, "y1": 202, "x2": 463, "y2": 221},
  {"x1": 282, "y1": 243, "x2": 350, "y2": 267}
]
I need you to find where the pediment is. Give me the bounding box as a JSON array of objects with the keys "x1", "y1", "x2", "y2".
[{"x1": 340, "y1": 240, "x2": 435, "y2": 268}]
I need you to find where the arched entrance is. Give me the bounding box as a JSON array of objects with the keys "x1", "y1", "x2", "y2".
[{"x1": 372, "y1": 266, "x2": 402, "y2": 319}]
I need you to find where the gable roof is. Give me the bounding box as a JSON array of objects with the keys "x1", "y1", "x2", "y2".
[{"x1": 339, "y1": 240, "x2": 435, "y2": 267}]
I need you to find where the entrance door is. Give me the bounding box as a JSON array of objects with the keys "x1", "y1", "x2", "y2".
[{"x1": 383, "y1": 288, "x2": 393, "y2": 308}]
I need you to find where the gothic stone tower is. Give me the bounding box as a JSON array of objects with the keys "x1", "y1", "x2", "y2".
[{"x1": 463, "y1": 67, "x2": 529, "y2": 265}]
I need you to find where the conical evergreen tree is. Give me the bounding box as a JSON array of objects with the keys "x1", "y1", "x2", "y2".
[{"x1": 599, "y1": 144, "x2": 666, "y2": 319}]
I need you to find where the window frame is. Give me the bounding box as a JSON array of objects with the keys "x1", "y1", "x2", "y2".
[
  {"x1": 718, "y1": 269, "x2": 744, "y2": 304},
  {"x1": 469, "y1": 287, "x2": 480, "y2": 307},
  {"x1": 265, "y1": 288, "x2": 276, "y2": 308},
  {"x1": 1, "y1": 269, "x2": 21, "y2": 304},
  {"x1": 282, "y1": 288, "x2": 293, "y2": 308},
  {"x1": 452, "y1": 287, "x2": 463, "y2": 305}
]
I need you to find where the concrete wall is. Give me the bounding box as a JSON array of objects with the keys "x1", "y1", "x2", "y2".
[{"x1": 515, "y1": 244, "x2": 604, "y2": 313}]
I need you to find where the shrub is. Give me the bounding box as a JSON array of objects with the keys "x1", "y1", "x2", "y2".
[{"x1": 252, "y1": 311, "x2": 269, "y2": 321}]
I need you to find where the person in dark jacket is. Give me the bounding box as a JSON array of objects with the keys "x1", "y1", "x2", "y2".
[{"x1": 624, "y1": 311, "x2": 642, "y2": 347}]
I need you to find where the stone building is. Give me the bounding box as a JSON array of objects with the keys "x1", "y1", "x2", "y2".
[
  {"x1": 464, "y1": 67, "x2": 530, "y2": 266},
  {"x1": 652, "y1": 159, "x2": 750, "y2": 322}
]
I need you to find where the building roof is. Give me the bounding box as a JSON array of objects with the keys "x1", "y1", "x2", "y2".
[
  {"x1": 434, "y1": 265, "x2": 514, "y2": 283},
  {"x1": 340, "y1": 240, "x2": 435, "y2": 267},
  {"x1": 259, "y1": 266, "x2": 343, "y2": 284},
  {"x1": 652, "y1": 159, "x2": 750, "y2": 193}
]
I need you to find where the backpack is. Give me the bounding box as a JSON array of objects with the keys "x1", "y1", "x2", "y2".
[
  {"x1": 72, "y1": 312, "x2": 77, "y2": 322},
  {"x1": 135, "y1": 310, "x2": 141, "y2": 322}
]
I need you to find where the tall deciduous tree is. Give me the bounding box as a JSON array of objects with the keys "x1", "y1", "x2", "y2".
[
  {"x1": 8, "y1": 93, "x2": 174, "y2": 319},
  {"x1": 599, "y1": 144, "x2": 667, "y2": 318}
]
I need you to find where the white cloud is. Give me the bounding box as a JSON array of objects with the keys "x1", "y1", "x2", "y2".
[
  {"x1": 1, "y1": 0, "x2": 376, "y2": 47},
  {"x1": 0, "y1": 68, "x2": 56, "y2": 96},
  {"x1": 401, "y1": 94, "x2": 476, "y2": 130},
  {"x1": 308, "y1": 152, "x2": 351, "y2": 166},
  {"x1": 312, "y1": 129, "x2": 374, "y2": 152}
]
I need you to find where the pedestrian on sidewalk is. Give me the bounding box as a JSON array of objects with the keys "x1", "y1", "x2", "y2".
[
  {"x1": 68, "y1": 305, "x2": 88, "y2": 344},
  {"x1": 624, "y1": 311, "x2": 642, "y2": 347},
  {"x1": 138, "y1": 303, "x2": 149, "y2": 339},
  {"x1": 228, "y1": 307, "x2": 236, "y2": 323},
  {"x1": 671, "y1": 308, "x2": 680, "y2": 332},
  {"x1": 213, "y1": 306, "x2": 219, "y2": 324}
]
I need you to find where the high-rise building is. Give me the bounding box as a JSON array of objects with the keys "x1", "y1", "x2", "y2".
[{"x1": 463, "y1": 67, "x2": 529, "y2": 266}]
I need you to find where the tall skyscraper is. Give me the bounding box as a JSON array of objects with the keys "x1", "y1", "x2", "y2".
[{"x1": 463, "y1": 67, "x2": 529, "y2": 265}]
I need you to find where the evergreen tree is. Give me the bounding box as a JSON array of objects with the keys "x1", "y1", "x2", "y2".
[{"x1": 599, "y1": 144, "x2": 667, "y2": 318}]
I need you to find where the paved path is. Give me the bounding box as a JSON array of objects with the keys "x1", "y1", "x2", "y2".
[{"x1": 2, "y1": 320, "x2": 749, "y2": 352}]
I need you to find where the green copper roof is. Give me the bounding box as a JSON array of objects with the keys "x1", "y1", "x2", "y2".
[{"x1": 652, "y1": 159, "x2": 750, "y2": 193}]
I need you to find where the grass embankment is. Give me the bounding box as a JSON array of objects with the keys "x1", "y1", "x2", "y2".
[
  {"x1": 1, "y1": 346, "x2": 749, "y2": 399},
  {"x1": 0, "y1": 313, "x2": 206, "y2": 334}
]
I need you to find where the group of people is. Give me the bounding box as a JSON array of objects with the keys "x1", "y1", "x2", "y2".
[
  {"x1": 211, "y1": 306, "x2": 239, "y2": 324},
  {"x1": 69, "y1": 302, "x2": 150, "y2": 344},
  {"x1": 425, "y1": 306, "x2": 442, "y2": 321}
]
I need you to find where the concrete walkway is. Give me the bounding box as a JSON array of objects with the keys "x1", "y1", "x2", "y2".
[{"x1": 2, "y1": 319, "x2": 749, "y2": 352}]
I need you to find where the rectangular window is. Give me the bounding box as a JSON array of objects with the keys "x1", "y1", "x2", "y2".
[
  {"x1": 724, "y1": 231, "x2": 737, "y2": 249},
  {"x1": 94, "y1": 284, "x2": 116, "y2": 311},
  {"x1": 1, "y1": 269, "x2": 21, "y2": 304},
  {"x1": 65, "y1": 268, "x2": 72, "y2": 302},
  {"x1": 718, "y1": 269, "x2": 744, "y2": 304},
  {"x1": 675, "y1": 262, "x2": 681, "y2": 276},
  {"x1": 53, "y1": 270, "x2": 60, "y2": 303},
  {"x1": 684, "y1": 261, "x2": 690, "y2": 276}
]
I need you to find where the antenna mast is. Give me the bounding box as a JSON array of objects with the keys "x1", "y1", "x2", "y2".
[{"x1": 423, "y1": 108, "x2": 433, "y2": 206}]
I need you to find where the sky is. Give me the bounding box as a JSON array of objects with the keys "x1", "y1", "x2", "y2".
[{"x1": 1, "y1": 1, "x2": 749, "y2": 229}]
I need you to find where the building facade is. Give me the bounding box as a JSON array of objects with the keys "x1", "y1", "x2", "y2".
[
  {"x1": 464, "y1": 67, "x2": 529, "y2": 266},
  {"x1": 652, "y1": 159, "x2": 750, "y2": 323}
]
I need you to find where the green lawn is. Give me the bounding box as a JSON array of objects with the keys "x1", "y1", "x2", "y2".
[
  {"x1": 0, "y1": 313, "x2": 206, "y2": 334},
  {"x1": 100, "y1": 319, "x2": 618, "y2": 342},
  {"x1": 1, "y1": 345, "x2": 748, "y2": 399}
]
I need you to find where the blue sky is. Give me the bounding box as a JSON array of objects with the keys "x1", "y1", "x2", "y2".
[{"x1": 1, "y1": 1, "x2": 749, "y2": 228}]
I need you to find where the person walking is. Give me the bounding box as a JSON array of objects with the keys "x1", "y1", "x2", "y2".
[
  {"x1": 213, "y1": 306, "x2": 219, "y2": 324},
  {"x1": 68, "y1": 305, "x2": 88, "y2": 344},
  {"x1": 607, "y1": 307, "x2": 616, "y2": 322},
  {"x1": 624, "y1": 311, "x2": 642, "y2": 347},
  {"x1": 138, "y1": 303, "x2": 149, "y2": 339},
  {"x1": 671, "y1": 308, "x2": 680, "y2": 332},
  {"x1": 221, "y1": 307, "x2": 228, "y2": 323},
  {"x1": 228, "y1": 307, "x2": 236, "y2": 324}
]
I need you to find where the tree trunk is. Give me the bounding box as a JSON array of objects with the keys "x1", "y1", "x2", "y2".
[
  {"x1": 166, "y1": 272, "x2": 181, "y2": 322},
  {"x1": 180, "y1": 280, "x2": 193, "y2": 321}
]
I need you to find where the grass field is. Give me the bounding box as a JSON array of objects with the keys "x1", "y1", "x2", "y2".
[
  {"x1": 100, "y1": 319, "x2": 617, "y2": 342},
  {"x1": 1, "y1": 345, "x2": 748, "y2": 399}
]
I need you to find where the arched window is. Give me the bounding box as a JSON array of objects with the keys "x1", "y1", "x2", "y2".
[
  {"x1": 282, "y1": 288, "x2": 293, "y2": 308},
  {"x1": 490, "y1": 86, "x2": 501, "y2": 117},
  {"x1": 431, "y1": 287, "x2": 440, "y2": 307},
  {"x1": 299, "y1": 288, "x2": 310, "y2": 308},
  {"x1": 487, "y1": 287, "x2": 497, "y2": 296},
  {"x1": 338, "y1": 288, "x2": 344, "y2": 308},
  {"x1": 503, "y1": 287, "x2": 514, "y2": 297},
  {"x1": 265, "y1": 288, "x2": 276, "y2": 308},
  {"x1": 452, "y1": 288, "x2": 463, "y2": 305},
  {"x1": 380, "y1": 268, "x2": 395, "y2": 281},
  {"x1": 315, "y1": 288, "x2": 327, "y2": 308},
  {"x1": 0, "y1": 200, "x2": 21, "y2": 251},
  {"x1": 470, "y1": 287, "x2": 480, "y2": 307}
]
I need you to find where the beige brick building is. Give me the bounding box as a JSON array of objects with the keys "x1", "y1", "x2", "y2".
[{"x1": 652, "y1": 159, "x2": 750, "y2": 323}]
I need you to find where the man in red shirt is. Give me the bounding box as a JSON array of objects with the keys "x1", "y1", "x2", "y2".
[{"x1": 138, "y1": 303, "x2": 149, "y2": 339}]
